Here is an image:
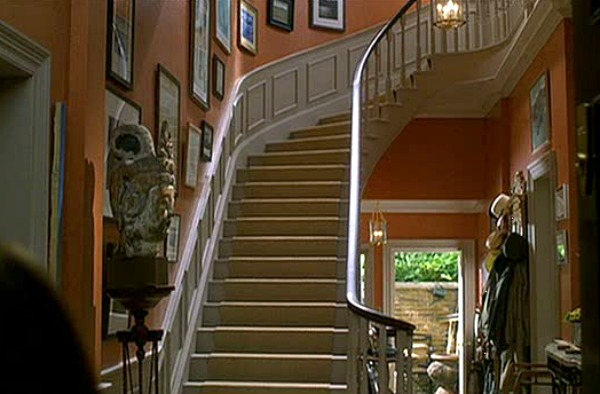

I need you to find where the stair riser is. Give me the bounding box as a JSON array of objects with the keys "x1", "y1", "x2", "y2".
[
  {"x1": 232, "y1": 184, "x2": 347, "y2": 199},
  {"x1": 203, "y1": 305, "x2": 347, "y2": 327},
  {"x1": 266, "y1": 137, "x2": 350, "y2": 152},
  {"x1": 219, "y1": 239, "x2": 343, "y2": 257},
  {"x1": 237, "y1": 167, "x2": 347, "y2": 182},
  {"x1": 223, "y1": 220, "x2": 345, "y2": 236},
  {"x1": 290, "y1": 125, "x2": 350, "y2": 139},
  {"x1": 189, "y1": 356, "x2": 346, "y2": 383},
  {"x1": 183, "y1": 385, "x2": 346, "y2": 394},
  {"x1": 248, "y1": 151, "x2": 349, "y2": 166},
  {"x1": 318, "y1": 113, "x2": 351, "y2": 125},
  {"x1": 196, "y1": 330, "x2": 348, "y2": 354},
  {"x1": 207, "y1": 281, "x2": 344, "y2": 302},
  {"x1": 229, "y1": 201, "x2": 347, "y2": 218},
  {"x1": 213, "y1": 260, "x2": 342, "y2": 279}
]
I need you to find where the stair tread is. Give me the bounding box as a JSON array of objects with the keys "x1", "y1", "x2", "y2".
[
  {"x1": 185, "y1": 381, "x2": 347, "y2": 389},
  {"x1": 242, "y1": 164, "x2": 348, "y2": 170},
  {"x1": 224, "y1": 235, "x2": 342, "y2": 240},
  {"x1": 216, "y1": 256, "x2": 343, "y2": 261},
  {"x1": 272, "y1": 134, "x2": 350, "y2": 144},
  {"x1": 237, "y1": 181, "x2": 347, "y2": 186},
  {"x1": 294, "y1": 120, "x2": 350, "y2": 130},
  {"x1": 251, "y1": 148, "x2": 350, "y2": 157},
  {"x1": 192, "y1": 353, "x2": 347, "y2": 360},
  {"x1": 226, "y1": 216, "x2": 343, "y2": 221},
  {"x1": 205, "y1": 301, "x2": 344, "y2": 306},
  {"x1": 211, "y1": 278, "x2": 343, "y2": 283},
  {"x1": 198, "y1": 326, "x2": 348, "y2": 332}
]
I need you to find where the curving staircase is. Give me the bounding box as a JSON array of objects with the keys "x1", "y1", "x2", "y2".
[{"x1": 183, "y1": 116, "x2": 352, "y2": 394}]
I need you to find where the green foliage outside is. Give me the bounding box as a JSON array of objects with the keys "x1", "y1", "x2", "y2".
[{"x1": 394, "y1": 252, "x2": 459, "y2": 282}]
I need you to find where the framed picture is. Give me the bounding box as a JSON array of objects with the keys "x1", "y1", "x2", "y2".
[
  {"x1": 555, "y1": 184, "x2": 569, "y2": 221},
  {"x1": 215, "y1": 0, "x2": 232, "y2": 53},
  {"x1": 201, "y1": 121, "x2": 214, "y2": 162},
  {"x1": 105, "y1": 88, "x2": 142, "y2": 218},
  {"x1": 556, "y1": 229, "x2": 568, "y2": 265},
  {"x1": 213, "y1": 55, "x2": 225, "y2": 101},
  {"x1": 185, "y1": 123, "x2": 202, "y2": 188},
  {"x1": 165, "y1": 214, "x2": 181, "y2": 263},
  {"x1": 268, "y1": 0, "x2": 294, "y2": 31},
  {"x1": 156, "y1": 64, "x2": 181, "y2": 191},
  {"x1": 310, "y1": 0, "x2": 345, "y2": 32},
  {"x1": 239, "y1": 0, "x2": 258, "y2": 55},
  {"x1": 530, "y1": 71, "x2": 551, "y2": 151},
  {"x1": 190, "y1": 0, "x2": 211, "y2": 110},
  {"x1": 107, "y1": 0, "x2": 136, "y2": 89}
]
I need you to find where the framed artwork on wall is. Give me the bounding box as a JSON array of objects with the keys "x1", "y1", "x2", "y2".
[
  {"x1": 165, "y1": 214, "x2": 181, "y2": 263},
  {"x1": 156, "y1": 64, "x2": 181, "y2": 191},
  {"x1": 310, "y1": 0, "x2": 345, "y2": 32},
  {"x1": 191, "y1": 0, "x2": 211, "y2": 110},
  {"x1": 104, "y1": 88, "x2": 142, "y2": 218},
  {"x1": 185, "y1": 123, "x2": 202, "y2": 188},
  {"x1": 268, "y1": 0, "x2": 294, "y2": 31},
  {"x1": 239, "y1": 0, "x2": 258, "y2": 55},
  {"x1": 107, "y1": 0, "x2": 136, "y2": 89},
  {"x1": 530, "y1": 71, "x2": 551, "y2": 152},
  {"x1": 213, "y1": 55, "x2": 225, "y2": 101},
  {"x1": 201, "y1": 120, "x2": 214, "y2": 162},
  {"x1": 216, "y1": 0, "x2": 232, "y2": 53}
]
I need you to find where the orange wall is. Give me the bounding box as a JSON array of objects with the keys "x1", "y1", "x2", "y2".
[
  {"x1": 0, "y1": 0, "x2": 404, "y2": 373},
  {"x1": 363, "y1": 118, "x2": 488, "y2": 200},
  {"x1": 502, "y1": 20, "x2": 578, "y2": 336}
]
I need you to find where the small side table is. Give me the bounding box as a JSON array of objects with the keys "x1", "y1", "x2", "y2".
[{"x1": 545, "y1": 340, "x2": 582, "y2": 394}]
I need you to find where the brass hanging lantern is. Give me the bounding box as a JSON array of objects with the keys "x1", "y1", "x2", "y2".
[
  {"x1": 369, "y1": 204, "x2": 388, "y2": 246},
  {"x1": 434, "y1": 0, "x2": 466, "y2": 30}
]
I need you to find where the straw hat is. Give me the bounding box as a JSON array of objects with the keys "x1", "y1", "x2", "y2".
[{"x1": 489, "y1": 193, "x2": 512, "y2": 219}]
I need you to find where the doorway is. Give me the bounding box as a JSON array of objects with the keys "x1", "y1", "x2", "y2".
[
  {"x1": 383, "y1": 240, "x2": 476, "y2": 394},
  {"x1": 527, "y1": 152, "x2": 560, "y2": 365},
  {"x1": 0, "y1": 21, "x2": 51, "y2": 272}
]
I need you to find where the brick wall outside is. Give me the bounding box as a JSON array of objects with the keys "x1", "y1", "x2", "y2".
[{"x1": 394, "y1": 282, "x2": 459, "y2": 353}]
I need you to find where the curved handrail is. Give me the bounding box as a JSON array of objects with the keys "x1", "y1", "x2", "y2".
[{"x1": 346, "y1": 0, "x2": 417, "y2": 333}]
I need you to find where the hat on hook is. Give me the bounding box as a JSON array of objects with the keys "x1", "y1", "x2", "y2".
[{"x1": 489, "y1": 193, "x2": 512, "y2": 219}]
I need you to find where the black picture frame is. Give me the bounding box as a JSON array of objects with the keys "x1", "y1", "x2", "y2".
[
  {"x1": 239, "y1": 0, "x2": 258, "y2": 55},
  {"x1": 156, "y1": 64, "x2": 182, "y2": 193},
  {"x1": 268, "y1": 0, "x2": 294, "y2": 31},
  {"x1": 165, "y1": 214, "x2": 181, "y2": 263},
  {"x1": 529, "y1": 70, "x2": 551, "y2": 152},
  {"x1": 107, "y1": 0, "x2": 136, "y2": 89},
  {"x1": 201, "y1": 121, "x2": 214, "y2": 162},
  {"x1": 190, "y1": 0, "x2": 211, "y2": 111},
  {"x1": 215, "y1": 0, "x2": 232, "y2": 53},
  {"x1": 212, "y1": 55, "x2": 225, "y2": 101},
  {"x1": 309, "y1": 0, "x2": 345, "y2": 32}
]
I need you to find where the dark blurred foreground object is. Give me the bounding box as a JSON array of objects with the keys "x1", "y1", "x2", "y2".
[{"x1": 0, "y1": 243, "x2": 97, "y2": 393}]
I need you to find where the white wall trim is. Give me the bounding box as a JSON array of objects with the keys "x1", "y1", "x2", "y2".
[
  {"x1": 0, "y1": 20, "x2": 51, "y2": 270},
  {"x1": 361, "y1": 199, "x2": 486, "y2": 214}
]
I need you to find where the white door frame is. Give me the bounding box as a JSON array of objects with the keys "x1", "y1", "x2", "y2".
[
  {"x1": 383, "y1": 239, "x2": 476, "y2": 394},
  {"x1": 527, "y1": 150, "x2": 560, "y2": 363},
  {"x1": 0, "y1": 21, "x2": 51, "y2": 271}
]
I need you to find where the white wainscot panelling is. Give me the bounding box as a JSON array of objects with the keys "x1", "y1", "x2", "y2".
[
  {"x1": 307, "y1": 54, "x2": 338, "y2": 103},
  {"x1": 247, "y1": 81, "x2": 267, "y2": 132},
  {"x1": 347, "y1": 44, "x2": 367, "y2": 87},
  {"x1": 272, "y1": 67, "x2": 299, "y2": 117}
]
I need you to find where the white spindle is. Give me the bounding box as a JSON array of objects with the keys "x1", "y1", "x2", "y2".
[
  {"x1": 503, "y1": 0, "x2": 509, "y2": 38},
  {"x1": 377, "y1": 324, "x2": 389, "y2": 394},
  {"x1": 454, "y1": 25, "x2": 459, "y2": 52},
  {"x1": 465, "y1": 0, "x2": 471, "y2": 50},
  {"x1": 477, "y1": 0, "x2": 484, "y2": 48},
  {"x1": 400, "y1": 16, "x2": 406, "y2": 87},
  {"x1": 494, "y1": 0, "x2": 500, "y2": 43},
  {"x1": 347, "y1": 314, "x2": 359, "y2": 393},
  {"x1": 375, "y1": 44, "x2": 381, "y2": 116},
  {"x1": 394, "y1": 329, "x2": 402, "y2": 393},
  {"x1": 429, "y1": 0, "x2": 435, "y2": 55},
  {"x1": 416, "y1": 0, "x2": 422, "y2": 71},
  {"x1": 365, "y1": 62, "x2": 372, "y2": 118},
  {"x1": 441, "y1": 28, "x2": 447, "y2": 54},
  {"x1": 395, "y1": 330, "x2": 414, "y2": 394},
  {"x1": 386, "y1": 30, "x2": 394, "y2": 103}
]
